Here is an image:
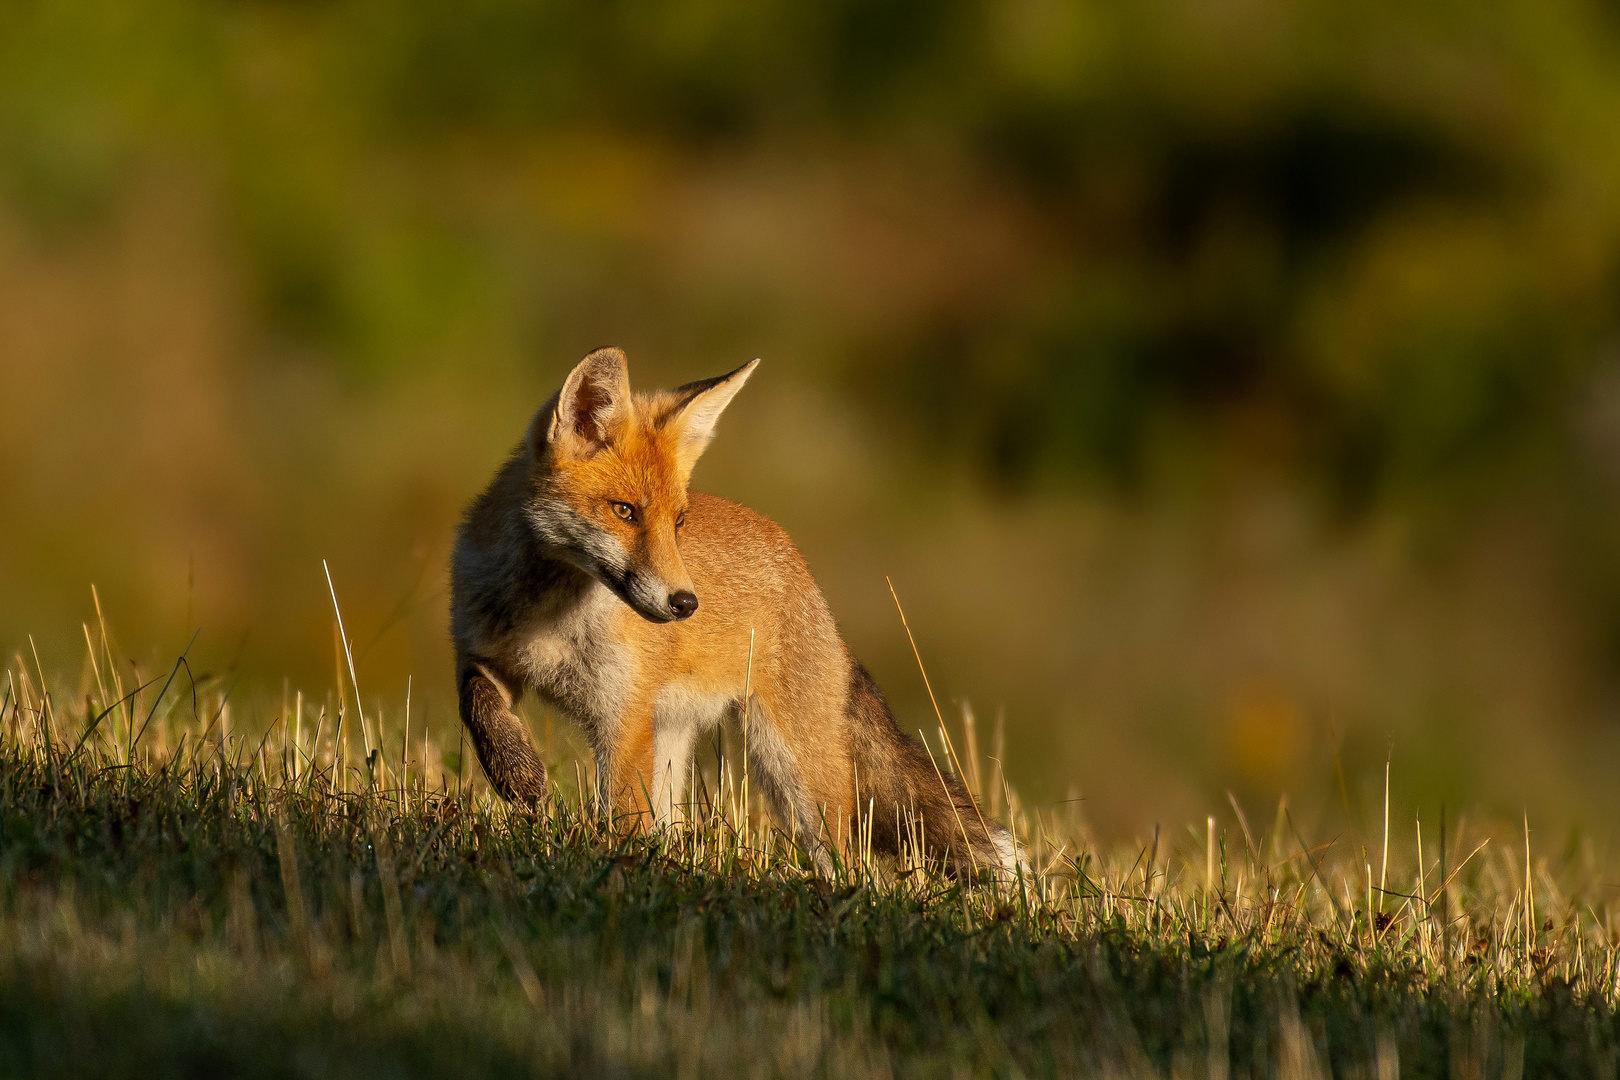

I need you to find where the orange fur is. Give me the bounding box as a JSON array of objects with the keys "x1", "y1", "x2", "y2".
[{"x1": 451, "y1": 348, "x2": 1014, "y2": 874}]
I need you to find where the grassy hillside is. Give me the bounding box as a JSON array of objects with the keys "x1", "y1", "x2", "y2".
[{"x1": 2, "y1": 641, "x2": 1616, "y2": 1077}]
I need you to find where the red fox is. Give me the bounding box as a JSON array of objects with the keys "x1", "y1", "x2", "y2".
[{"x1": 451, "y1": 348, "x2": 1015, "y2": 874}]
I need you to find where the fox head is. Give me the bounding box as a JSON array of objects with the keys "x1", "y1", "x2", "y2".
[{"x1": 524, "y1": 347, "x2": 757, "y2": 623}]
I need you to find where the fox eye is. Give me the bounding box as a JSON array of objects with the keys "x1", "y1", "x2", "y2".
[
  {"x1": 675, "y1": 510, "x2": 686, "y2": 530},
  {"x1": 610, "y1": 501, "x2": 638, "y2": 523}
]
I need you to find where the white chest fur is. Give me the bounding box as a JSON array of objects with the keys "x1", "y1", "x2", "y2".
[{"x1": 515, "y1": 585, "x2": 633, "y2": 748}]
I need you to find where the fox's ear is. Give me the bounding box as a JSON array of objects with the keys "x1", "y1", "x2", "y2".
[
  {"x1": 541, "y1": 347, "x2": 633, "y2": 460},
  {"x1": 665, "y1": 359, "x2": 759, "y2": 472}
]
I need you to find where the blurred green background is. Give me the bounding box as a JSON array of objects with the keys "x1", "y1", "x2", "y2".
[{"x1": 5, "y1": 0, "x2": 1620, "y2": 839}]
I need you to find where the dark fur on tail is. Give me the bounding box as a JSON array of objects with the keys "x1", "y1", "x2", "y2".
[
  {"x1": 846, "y1": 662, "x2": 1010, "y2": 874},
  {"x1": 457, "y1": 661, "x2": 548, "y2": 805}
]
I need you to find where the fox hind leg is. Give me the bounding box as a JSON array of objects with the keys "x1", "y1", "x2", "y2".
[
  {"x1": 740, "y1": 698, "x2": 843, "y2": 875},
  {"x1": 456, "y1": 658, "x2": 548, "y2": 805}
]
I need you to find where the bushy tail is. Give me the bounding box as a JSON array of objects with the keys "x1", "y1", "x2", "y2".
[{"x1": 846, "y1": 662, "x2": 1015, "y2": 875}]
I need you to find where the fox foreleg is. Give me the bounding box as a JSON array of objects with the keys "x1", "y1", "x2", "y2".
[
  {"x1": 602, "y1": 705, "x2": 660, "y2": 829},
  {"x1": 456, "y1": 658, "x2": 548, "y2": 805}
]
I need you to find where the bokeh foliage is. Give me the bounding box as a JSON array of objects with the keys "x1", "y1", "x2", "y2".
[{"x1": 4, "y1": 0, "x2": 1620, "y2": 831}]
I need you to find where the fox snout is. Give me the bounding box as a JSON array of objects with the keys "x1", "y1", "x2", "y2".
[
  {"x1": 668, "y1": 590, "x2": 698, "y2": 620},
  {"x1": 616, "y1": 567, "x2": 701, "y2": 624}
]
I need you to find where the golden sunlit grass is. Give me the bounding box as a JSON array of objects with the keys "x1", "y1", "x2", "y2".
[{"x1": 2, "y1": 614, "x2": 1618, "y2": 1077}]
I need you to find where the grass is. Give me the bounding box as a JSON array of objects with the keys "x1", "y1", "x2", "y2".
[{"x1": 2, "y1": 628, "x2": 1618, "y2": 1078}]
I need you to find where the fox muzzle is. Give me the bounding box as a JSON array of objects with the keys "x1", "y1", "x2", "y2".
[{"x1": 667, "y1": 591, "x2": 699, "y2": 620}]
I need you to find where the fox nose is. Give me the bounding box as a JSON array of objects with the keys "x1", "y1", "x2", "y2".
[{"x1": 668, "y1": 591, "x2": 699, "y2": 620}]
